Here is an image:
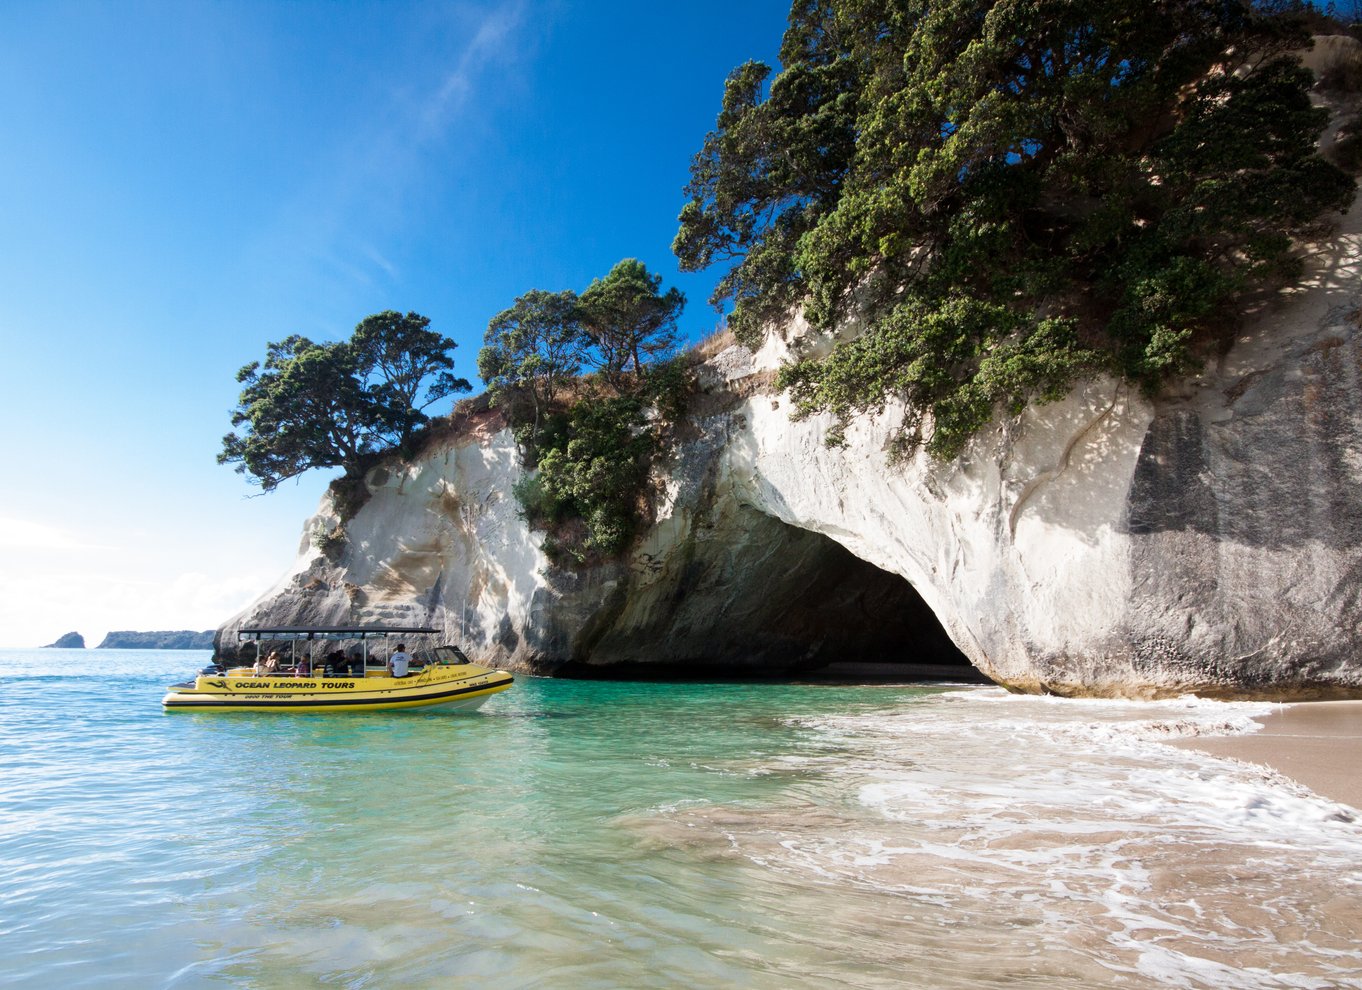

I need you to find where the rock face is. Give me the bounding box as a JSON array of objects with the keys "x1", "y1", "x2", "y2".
[
  {"x1": 43, "y1": 632, "x2": 85, "y2": 649},
  {"x1": 216, "y1": 408, "x2": 975, "y2": 680},
  {"x1": 219, "y1": 185, "x2": 1362, "y2": 702}
]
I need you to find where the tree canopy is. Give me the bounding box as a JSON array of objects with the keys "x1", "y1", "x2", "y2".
[
  {"x1": 579, "y1": 259, "x2": 685, "y2": 384},
  {"x1": 477, "y1": 261, "x2": 691, "y2": 563},
  {"x1": 478, "y1": 288, "x2": 587, "y2": 442},
  {"x1": 220, "y1": 312, "x2": 470, "y2": 492},
  {"x1": 675, "y1": 0, "x2": 1355, "y2": 459},
  {"x1": 351, "y1": 310, "x2": 472, "y2": 445},
  {"x1": 477, "y1": 260, "x2": 685, "y2": 421}
]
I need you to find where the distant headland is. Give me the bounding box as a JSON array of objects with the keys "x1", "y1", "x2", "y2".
[{"x1": 96, "y1": 630, "x2": 215, "y2": 650}]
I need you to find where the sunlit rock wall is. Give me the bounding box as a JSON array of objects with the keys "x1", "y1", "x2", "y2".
[{"x1": 217, "y1": 408, "x2": 964, "y2": 675}]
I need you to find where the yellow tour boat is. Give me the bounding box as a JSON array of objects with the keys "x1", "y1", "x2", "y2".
[{"x1": 162, "y1": 626, "x2": 513, "y2": 713}]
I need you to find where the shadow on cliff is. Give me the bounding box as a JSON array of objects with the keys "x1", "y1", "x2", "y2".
[
  {"x1": 1124, "y1": 209, "x2": 1362, "y2": 552},
  {"x1": 550, "y1": 509, "x2": 985, "y2": 685},
  {"x1": 1125, "y1": 330, "x2": 1362, "y2": 551}
]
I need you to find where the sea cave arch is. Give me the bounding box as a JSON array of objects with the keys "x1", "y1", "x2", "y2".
[{"x1": 554, "y1": 505, "x2": 982, "y2": 682}]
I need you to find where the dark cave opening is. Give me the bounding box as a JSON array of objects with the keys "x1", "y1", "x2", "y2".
[{"x1": 555, "y1": 508, "x2": 986, "y2": 684}]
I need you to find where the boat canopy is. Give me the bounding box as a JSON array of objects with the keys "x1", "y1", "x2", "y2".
[{"x1": 238, "y1": 626, "x2": 438, "y2": 641}]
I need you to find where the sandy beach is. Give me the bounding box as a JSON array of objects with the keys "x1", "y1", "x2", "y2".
[{"x1": 1171, "y1": 701, "x2": 1362, "y2": 810}]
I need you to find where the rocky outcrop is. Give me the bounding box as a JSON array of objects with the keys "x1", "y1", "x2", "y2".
[
  {"x1": 216, "y1": 409, "x2": 969, "y2": 677},
  {"x1": 43, "y1": 632, "x2": 85, "y2": 649},
  {"x1": 218, "y1": 188, "x2": 1362, "y2": 698},
  {"x1": 219, "y1": 119, "x2": 1362, "y2": 700}
]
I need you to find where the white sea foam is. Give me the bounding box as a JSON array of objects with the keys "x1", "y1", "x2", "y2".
[{"x1": 669, "y1": 688, "x2": 1362, "y2": 988}]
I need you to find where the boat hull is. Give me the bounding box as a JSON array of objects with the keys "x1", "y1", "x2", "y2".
[{"x1": 162, "y1": 665, "x2": 513, "y2": 713}]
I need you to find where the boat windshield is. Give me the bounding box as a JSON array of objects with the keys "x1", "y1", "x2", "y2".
[{"x1": 428, "y1": 645, "x2": 471, "y2": 665}]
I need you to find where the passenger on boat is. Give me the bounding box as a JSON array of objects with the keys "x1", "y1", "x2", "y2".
[
  {"x1": 388, "y1": 644, "x2": 411, "y2": 678},
  {"x1": 295, "y1": 653, "x2": 312, "y2": 677},
  {"x1": 263, "y1": 651, "x2": 281, "y2": 675}
]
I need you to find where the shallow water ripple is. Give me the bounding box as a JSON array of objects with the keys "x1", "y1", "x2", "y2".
[{"x1": 3, "y1": 652, "x2": 1361, "y2": 988}]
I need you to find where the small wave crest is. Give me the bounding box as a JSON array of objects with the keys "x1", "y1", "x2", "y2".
[{"x1": 724, "y1": 689, "x2": 1362, "y2": 987}]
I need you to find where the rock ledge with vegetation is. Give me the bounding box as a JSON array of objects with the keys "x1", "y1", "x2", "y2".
[{"x1": 217, "y1": 182, "x2": 1362, "y2": 698}]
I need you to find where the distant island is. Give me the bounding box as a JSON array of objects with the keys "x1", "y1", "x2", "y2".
[
  {"x1": 96, "y1": 630, "x2": 215, "y2": 650},
  {"x1": 43, "y1": 632, "x2": 86, "y2": 648}
]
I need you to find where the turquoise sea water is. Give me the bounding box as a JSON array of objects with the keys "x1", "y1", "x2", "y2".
[{"x1": 4, "y1": 648, "x2": 1362, "y2": 989}]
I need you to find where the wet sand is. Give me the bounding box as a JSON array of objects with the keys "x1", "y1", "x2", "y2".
[{"x1": 1171, "y1": 700, "x2": 1362, "y2": 810}]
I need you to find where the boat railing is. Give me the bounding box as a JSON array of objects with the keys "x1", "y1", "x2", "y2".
[
  {"x1": 215, "y1": 649, "x2": 471, "y2": 679},
  {"x1": 224, "y1": 629, "x2": 474, "y2": 678}
]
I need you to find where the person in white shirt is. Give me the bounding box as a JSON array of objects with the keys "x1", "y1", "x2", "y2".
[{"x1": 388, "y1": 643, "x2": 411, "y2": 678}]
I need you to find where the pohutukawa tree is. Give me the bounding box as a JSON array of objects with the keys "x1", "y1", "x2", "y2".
[
  {"x1": 478, "y1": 288, "x2": 588, "y2": 443},
  {"x1": 579, "y1": 258, "x2": 685, "y2": 385},
  {"x1": 220, "y1": 311, "x2": 470, "y2": 491},
  {"x1": 476, "y1": 261, "x2": 691, "y2": 561},
  {"x1": 674, "y1": 0, "x2": 1356, "y2": 459},
  {"x1": 351, "y1": 310, "x2": 472, "y2": 446}
]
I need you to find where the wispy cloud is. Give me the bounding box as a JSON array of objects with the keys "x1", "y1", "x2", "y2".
[
  {"x1": 418, "y1": 2, "x2": 528, "y2": 140},
  {"x1": 0, "y1": 517, "x2": 115, "y2": 552},
  {"x1": 360, "y1": 243, "x2": 400, "y2": 283},
  {"x1": 260, "y1": 2, "x2": 535, "y2": 308}
]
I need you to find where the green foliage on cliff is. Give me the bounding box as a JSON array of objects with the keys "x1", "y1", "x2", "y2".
[
  {"x1": 479, "y1": 289, "x2": 587, "y2": 445},
  {"x1": 676, "y1": 0, "x2": 1356, "y2": 459},
  {"x1": 350, "y1": 311, "x2": 473, "y2": 445},
  {"x1": 579, "y1": 259, "x2": 686, "y2": 386},
  {"x1": 514, "y1": 394, "x2": 655, "y2": 560},
  {"x1": 220, "y1": 311, "x2": 471, "y2": 492},
  {"x1": 477, "y1": 259, "x2": 685, "y2": 438},
  {"x1": 479, "y1": 260, "x2": 692, "y2": 563},
  {"x1": 513, "y1": 362, "x2": 694, "y2": 563}
]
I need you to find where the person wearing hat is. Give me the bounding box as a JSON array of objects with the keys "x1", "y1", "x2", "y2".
[{"x1": 387, "y1": 643, "x2": 411, "y2": 678}]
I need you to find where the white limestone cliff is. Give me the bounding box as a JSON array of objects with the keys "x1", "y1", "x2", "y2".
[
  {"x1": 220, "y1": 57, "x2": 1362, "y2": 698},
  {"x1": 220, "y1": 183, "x2": 1362, "y2": 696}
]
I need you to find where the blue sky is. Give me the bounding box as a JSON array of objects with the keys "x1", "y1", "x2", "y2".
[{"x1": 0, "y1": 0, "x2": 790, "y2": 647}]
